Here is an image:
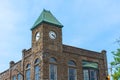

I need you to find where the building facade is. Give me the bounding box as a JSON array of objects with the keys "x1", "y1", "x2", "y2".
[{"x1": 0, "y1": 9, "x2": 108, "y2": 80}]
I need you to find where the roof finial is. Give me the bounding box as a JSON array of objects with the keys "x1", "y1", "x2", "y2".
[{"x1": 43, "y1": 8, "x2": 50, "y2": 12}]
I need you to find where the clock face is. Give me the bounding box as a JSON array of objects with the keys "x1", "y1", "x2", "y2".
[
  {"x1": 35, "y1": 32, "x2": 40, "y2": 41},
  {"x1": 49, "y1": 31, "x2": 56, "y2": 39}
]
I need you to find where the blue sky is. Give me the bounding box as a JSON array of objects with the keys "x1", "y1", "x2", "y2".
[{"x1": 0, "y1": 0, "x2": 120, "y2": 73}]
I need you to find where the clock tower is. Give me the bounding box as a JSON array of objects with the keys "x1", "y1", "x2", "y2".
[{"x1": 31, "y1": 9, "x2": 63, "y2": 53}]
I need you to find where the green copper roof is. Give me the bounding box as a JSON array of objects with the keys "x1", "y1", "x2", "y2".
[{"x1": 31, "y1": 9, "x2": 63, "y2": 30}]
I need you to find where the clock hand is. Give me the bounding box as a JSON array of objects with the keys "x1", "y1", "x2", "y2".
[{"x1": 52, "y1": 34, "x2": 55, "y2": 38}]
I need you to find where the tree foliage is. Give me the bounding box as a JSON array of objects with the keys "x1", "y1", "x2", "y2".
[{"x1": 110, "y1": 49, "x2": 120, "y2": 80}]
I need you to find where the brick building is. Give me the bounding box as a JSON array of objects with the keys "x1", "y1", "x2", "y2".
[{"x1": 0, "y1": 9, "x2": 108, "y2": 80}]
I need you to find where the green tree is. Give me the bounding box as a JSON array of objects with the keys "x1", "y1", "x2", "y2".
[{"x1": 110, "y1": 48, "x2": 120, "y2": 80}]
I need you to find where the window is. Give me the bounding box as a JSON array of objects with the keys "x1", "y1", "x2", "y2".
[
  {"x1": 68, "y1": 60, "x2": 77, "y2": 80},
  {"x1": 12, "y1": 76, "x2": 16, "y2": 80},
  {"x1": 50, "y1": 57, "x2": 57, "y2": 63},
  {"x1": 82, "y1": 61, "x2": 98, "y2": 80},
  {"x1": 49, "y1": 57, "x2": 57, "y2": 80},
  {"x1": 83, "y1": 70, "x2": 89, "y2": 80},
  {"x1": 17, "y1": 73, "x2": 21, "y2": 80},
  {"x1": 35, "y1": 58, "x2": 40, "y2": 64},
  {"x1": 68, "y1": 60, "x2": 76, "y2": 66},
  {"x1": 34, "y1": 58, "x2": 40, "y2": 80},
  {"x1": 26, "y1": 64, "x2": 31, "y2": 80}
]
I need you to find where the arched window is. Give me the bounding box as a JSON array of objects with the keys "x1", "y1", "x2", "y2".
[
  {"x1": 34, "y1": 58, "x2": 40, "y2": 80},
  {"x1": 26, "y1": 64, "x2": 30, "y2": 69},
  {"x1": 35, "y1": 58, "x2": 40, "y2": 64},
  {"x1": 68, "y1": 60, "x2": 77, "y2": 80},
  {"x1": 50, "y1": 57, "x2": 57, "y2": 63},
  {"x1": 26, "y1": 64, "x2": 31, "y2": 80},
  {"x1": 82, "y1": 61, "x2": 98, "y2": 80},
  {"x1": 68, "y1": 60, "x2": 76, "y2": 66},
  {"x1": 12, "y1": 75, "x2": 16, "y2": 80},
  {"x1": 17, "y1": 73, "x2": 21, "y2": 80},
  {"x1": 49, "y1": 57, "x2": 57, "y2": 80}
]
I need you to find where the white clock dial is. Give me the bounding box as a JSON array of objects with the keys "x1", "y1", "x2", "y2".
[
  {"x1": 49, "y1": 31, "x2": 56, "y2": 39},
  {"x1": 35, "y1": 32, "x2": 40, "y2": 41}
]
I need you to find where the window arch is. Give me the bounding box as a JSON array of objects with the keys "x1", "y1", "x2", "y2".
[
  {"x1": 12, "y1": 75, "x2": 16, "y2": 80},
  {"x1": 26, "y1": 64, "x2": 31, "y2": 80},
  {"x1": 50, "y1": 57, "x2": 57, "y2": 63},
  {"x1": 49, "y1": 57, "x2": 57, "y2": 80},
  {"x1": 34, "y1": 58, "x2": 40, "y2": 80},
  {"x1": 34, "y1": 58, "x2": 40, "y2": 64},
  {"x1": 68, "y1": 60, "x2": 77, "y2": 80},
  {"x1": 26, "y1": 64, "x2": 30, "y2": 69},
  {"x1": 68, "y1": 60, "x2": 76, "y2": 67}
]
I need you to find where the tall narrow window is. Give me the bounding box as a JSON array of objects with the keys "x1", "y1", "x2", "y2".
[
  {"x1": 68, "y1": 60, "x2": 77, "y2": 80},
  {"x1": 17, "y1": 73, "x2": 21, "y2": 80},
  {"x1": 83, "y1": 69, "x2": 89, "y2": 80},
  {"x1": 12, "y1": 76, "x2": 16, "y2": 80},
  {"x1": 82, "y1": 61, "x2": 98, "y2": 80},
  {"x1": 49, "y1": 57, "x2": 57, "y2": 80},
  {"x1": 34, "y1": 58, "x2": 40, "y2": 80},
  {"x1": 26, "y1": 64, "x2": 31, "y2": 80}
]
